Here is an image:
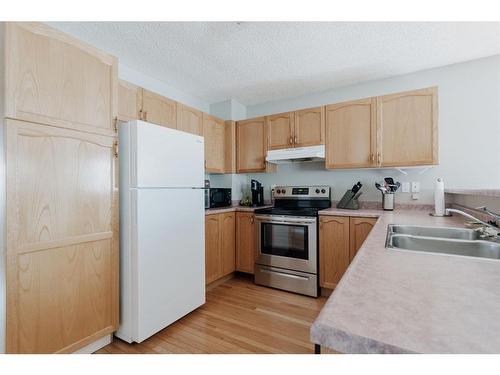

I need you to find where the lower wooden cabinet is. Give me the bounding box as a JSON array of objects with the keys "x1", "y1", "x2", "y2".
[
  {"x1": 349, "y1": 217, "x2": 377, "y2": 262},
  {"x1": 205, "y1": 212, "x2": 236, "y2": 284},
  {"x1": 319, "y1": 215, "x2": 376, "y2": 289},
  {"x1": 235, "y1": 212, "x2": 256, "y2": 274}
]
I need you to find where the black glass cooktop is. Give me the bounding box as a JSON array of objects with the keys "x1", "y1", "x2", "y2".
[{"x1": 254, "y1": 207, "x2": 322, "y2": 217}]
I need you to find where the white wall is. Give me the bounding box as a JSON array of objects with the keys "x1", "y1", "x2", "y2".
[
  {"x1": 209, "y1": 99, "x2": 247, "y2": 121},
  {"x1": 239, "y1": 55, "x2": 500, "y2": 204},
  {"x1": 119, "y1": 64, "x2": 210, "y2": 113}
]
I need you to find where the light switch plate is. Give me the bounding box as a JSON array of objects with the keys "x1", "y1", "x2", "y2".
[
  {"x1": 411, "y1": 181, "x2": 420, "y2": 193},
  {"x1": 402, "y1": 182, "x2": 410, "y2": 193}
]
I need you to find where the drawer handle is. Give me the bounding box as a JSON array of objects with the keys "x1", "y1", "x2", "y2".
[{"x1": 260, "y1": 268, "x2": 309, "y2": 280}]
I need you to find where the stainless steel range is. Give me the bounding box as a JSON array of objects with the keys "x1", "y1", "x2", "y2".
[{"x1": 254, "y1": 186, "x2": 331, "y2": 297}]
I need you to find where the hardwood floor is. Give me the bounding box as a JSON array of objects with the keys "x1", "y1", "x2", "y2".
[{"x1": 96, "y1": 274, "x2": 327, "y2": 354}]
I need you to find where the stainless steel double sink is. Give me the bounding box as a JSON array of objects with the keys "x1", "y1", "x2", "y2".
[{"x1": 386, "y1": 225, "x2": 500, "y2": 260}]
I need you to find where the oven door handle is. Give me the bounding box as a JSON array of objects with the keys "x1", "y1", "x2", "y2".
[
  {"x1": 260, "y1": 268, "x2": 310, "y2": 280},
  {"x1": 254, "y1": 215, "x2": 317, "y2": 225}
]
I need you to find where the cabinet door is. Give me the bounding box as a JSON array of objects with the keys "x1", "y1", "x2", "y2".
[
  {"x1": 203, "y1": 114, "x2": 225, "y2": 173},
  {"x1": 5, "y1": 22, "x2": 117, "y2": 137},
  {"x1": 118, "y1": 80, "x2": 140, "y2": 121},
  {"x1": 220, "y1": 212, "x2": 236, "y2": 277},
  {"x1": 349, "y1": 217, "x2": 377, "y2": 262},
  {"x1": 177, "y1": 104, "x2": 203, "y2": 136},
  {"x1": 377, "y1": 87, "x2": 438, "y2": 167},
  {"x1": 141, "y1": 89, "x2": 177, "y2": 129},
  {"x1": 5, "y1": 119, "x2": 118, "y2": 353},
  {"x1": 205, "y1": 215, "x2": 221, "y2": 284},
  {"x1": 325, "y1": 98, "x2": 376, "y2": 169},
  {"x1": 319, "y1": 216, "x2": 350, "y2": 289},
  {"x1": 224, "y1": 120, "x2": 237, "y2": 174},
  {"x1": 267, "y1": 112, "x2": 294, "y2": 150},
  {"x1": 236, "y1": 213, "x2": 255, "y2": 274},
  {"x1": 236, "y1": 117, "x2": 267, "y2": 173},
  {"x1": 294, "y1": 106, "x2": 325, "y2": 147}
]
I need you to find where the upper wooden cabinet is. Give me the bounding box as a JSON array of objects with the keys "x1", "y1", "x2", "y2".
[
  {"x1": 377, "y1": 87, "x2": 438, "y2": 167},
  {"x1": 224, "y1": 120, "x2": 237, "y2": 174},
  {"x1": 267, "y1": 107, "x2": 325, "y2": 150},
  {"x1": 325, "y1": 98, "x2": 376, "y2": 169},
  {"x1": 294, "y1": 106, "x2": 325, "y2": 147},
  {"x1": 203, "y1": 114, "x2": 225, "y2": 173},
  {"x1": 236, "y1": 117, "x2": 268, "y2": 173},
  {"x1": 141, "y1": 89, "x2": 177, "y2": 129},
  {"x1": 118, "y1": 80, "x2": 140, "y2": 121},
  {"x1": 177, "y1": 103, "x2": 203, "y2": 136},
  {"x1": 267, "y1": 112, "x2": 295, "y2": 150},
  {"x1": 5, "y1": 23, "x2": 117, "y2": 136}
]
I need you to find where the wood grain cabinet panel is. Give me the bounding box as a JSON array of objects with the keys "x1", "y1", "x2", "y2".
[
  {"x1": 221, "y1": 213, "x2": 236, "y2": 276},
  {"x1": 377, "y1": 87, "x2": 438, "y2": 167},
  {"x1": 5, "y1": 119, "x2": 118, "y2": 353},
  {"x1": 5, "y1": 22, "x2": 118, "y2": 136},
  {"x1": 205, "y1": 215, "x2": 221, "y2": 284},
  {"x1": 236, "y1": 212, "x2": 256, "y2": 274},
  {"x1": 117, "y1": 80, "x2": 141, "y2": 121},
  {"x1": 203, "y1": 114, "x2": 225, "y2": 173},
  {"x1": 294, "y1": 106, "x2": 325, "y2": 147},
  {"x1": 224, "y1": 120, "x2": 236, "y2": 174},
  {"x1": 236, "y1": 117, "x2": 267, "y2": 173},
  {"x1": 177, "y1": 103, "x2": 203, "y2": 136},
  {"x1": 325, "y1": 98, "x2": 376, "y2": 169},
  {"x1": 319, "y1": 216, "x2": 350, "y2": 289},
  {"x1": 349, "y1": 217, "x2": 377, "y2": 262},
  {"x1": 267, "y1": 112, "x2": 294, "y2": 150},
  {"x1": 141, "y1": 89, "x2": 177, "y2": 129}
]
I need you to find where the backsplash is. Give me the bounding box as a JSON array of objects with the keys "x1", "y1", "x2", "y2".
[{"x1": 209, "y1": 162, "x2": 441, "y2": 205}]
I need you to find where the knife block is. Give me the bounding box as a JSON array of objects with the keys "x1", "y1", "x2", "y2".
[{"x1": 336, "y1": 190, "x2": 361, "y2": 210}]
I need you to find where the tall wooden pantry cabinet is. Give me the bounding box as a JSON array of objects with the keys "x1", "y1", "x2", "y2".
[{"x1": 2, "y1": 22, "x2": 119, "y2": 353}]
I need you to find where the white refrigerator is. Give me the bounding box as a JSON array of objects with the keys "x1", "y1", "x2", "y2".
[{"x1": 116, "y1": 120, "x2": 205, "y2": 343}]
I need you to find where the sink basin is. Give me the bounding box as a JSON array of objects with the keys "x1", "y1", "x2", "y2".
[
  {"x1": 388, "y1": 225, "x2": 481, "y2": 240},
  {"x1": 387, "y1": 235, "x2": 500, "y2": 260}
]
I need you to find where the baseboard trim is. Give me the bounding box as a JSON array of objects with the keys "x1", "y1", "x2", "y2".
[{"x1": 74, "y1": 334, "x2": 112, "y2": 354}]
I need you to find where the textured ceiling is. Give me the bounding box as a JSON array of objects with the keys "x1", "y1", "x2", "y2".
[{"x1": 49, "y1": 22, "x2": 500, "y2": 106}]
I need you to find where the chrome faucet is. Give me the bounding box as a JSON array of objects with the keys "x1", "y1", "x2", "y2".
[
  {"x1": 445, "y1": 208, "x2": 500, "y2": 236},
  {"x1": 476, "y1": 206, "x2": 500, "y2": 226}
]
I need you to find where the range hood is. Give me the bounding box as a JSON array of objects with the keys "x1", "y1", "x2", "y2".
[{"x1": 266, "y1": 145, "x2": 325, "y2": 164}]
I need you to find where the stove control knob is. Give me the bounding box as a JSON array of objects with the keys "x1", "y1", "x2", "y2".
[
  {"x1": 321, "y1": 189, "x2": 326, "y2": 194},
  {"x1": 315, "y1": 189, "x2": 320, "y2": 194}
]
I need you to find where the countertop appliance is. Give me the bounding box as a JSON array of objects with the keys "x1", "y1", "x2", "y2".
[
  {"x1": 117, "y1": 120, "x2": 205, "y2": 343},
  {"x1": 254, "y1": 185, "x2": 331, "y2": 297},
  {"x1": 251, "y1": 179, "x2": 264, "y2": 207},
  {"x1": 207, "y1": 188, "x2": 232, "y2": 208}
]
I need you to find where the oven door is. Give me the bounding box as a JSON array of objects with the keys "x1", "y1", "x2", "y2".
[{"x1": 255, "y1": 215, "x2": 317, "y2": 274}]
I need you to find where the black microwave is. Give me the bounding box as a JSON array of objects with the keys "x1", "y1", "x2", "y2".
[{"x1": 206, "y1": 188, "x2": 232, "y2": 209}]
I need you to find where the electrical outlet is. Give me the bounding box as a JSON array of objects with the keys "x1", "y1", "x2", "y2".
[
  {"x1": 411, "y1": 181, "x2": 420, "y2": 193},
  {"x1": 402, "y1": 182, "x2": 410, "y2": 193},
  {"x1": 412, "y1": 193, "x2": 419, "y2": 200}
]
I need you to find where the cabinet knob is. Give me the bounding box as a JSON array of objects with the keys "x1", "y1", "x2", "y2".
[
  {"x1": 370, "y1": 154, "x2": 375, "y2": 163},
  {"x1": 138, "y1": 109, "x2": 143, "y2": 120},
  {"x1": 294, "y1": 136, "x2": 298, "y2": 144},
  {"x1": 289, "y1": 136, "x2": 293, "y2": 145},
  {"x1": 377, "y1": 152, "x2": 381, "y2": 164},
  {"x1": 251, "y1": 216, "x2": 254, "y2": 224}
]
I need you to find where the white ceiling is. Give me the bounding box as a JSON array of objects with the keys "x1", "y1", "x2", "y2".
[{"x1": 50, "y1": 22, "x2": 500, "y2": 106}]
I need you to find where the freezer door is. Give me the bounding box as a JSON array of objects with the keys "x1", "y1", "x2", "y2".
[
  {"x1": 130, "y1": 120, "x2": 204, "y2": 188},
  {"x1": 134, "y1": 188, "x2": 205, "y2": 342}
]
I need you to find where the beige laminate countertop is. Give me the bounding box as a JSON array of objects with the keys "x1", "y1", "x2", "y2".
[
  {"x1": 311, "y1": 208, "x2": 500, "y2": 353},
  {"x1": 205, "y1": 204, "x2": 272, "y2": 215}
]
